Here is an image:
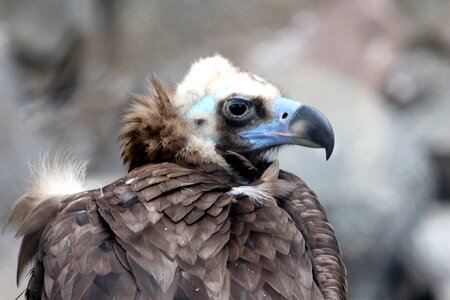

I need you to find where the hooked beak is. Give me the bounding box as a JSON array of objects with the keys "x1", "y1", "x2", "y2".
[{"x1": 239, "y1": 97, "x2": 335, "y2": 160}]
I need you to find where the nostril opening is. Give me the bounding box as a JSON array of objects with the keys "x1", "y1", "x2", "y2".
[{"x1": 281, "y1": 112, "x2": 288, "y2": 119}]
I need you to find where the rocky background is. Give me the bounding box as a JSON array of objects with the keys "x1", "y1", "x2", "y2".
[{"x1": 0, "y1": 0, "x2": 449, "y2": 299}]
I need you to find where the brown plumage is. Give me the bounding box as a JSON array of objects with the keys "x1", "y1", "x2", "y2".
[{"x1": 6, "y1": 55, "x2": 347, "y2": 299}]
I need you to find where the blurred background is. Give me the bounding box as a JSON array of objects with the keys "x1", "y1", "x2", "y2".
[{"x1": 0, "y1": 0, "x2": 449, "y2": 299}]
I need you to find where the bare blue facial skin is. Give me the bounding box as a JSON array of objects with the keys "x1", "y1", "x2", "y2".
[
  {"x1": 184, "y1": 94, "x2": 218, "y2": 117},
  {"x1": 239, "y1": 97, "x2": 302, "y2": 149}
]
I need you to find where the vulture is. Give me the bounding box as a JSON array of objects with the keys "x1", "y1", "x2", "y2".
[{"x1": 6, "y1": 55, "x2": 347, "y2": 300}]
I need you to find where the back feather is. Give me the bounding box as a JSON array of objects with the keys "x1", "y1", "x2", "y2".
[{"x1": 4, "y1": 152, "x2": 87, "y2": 284}]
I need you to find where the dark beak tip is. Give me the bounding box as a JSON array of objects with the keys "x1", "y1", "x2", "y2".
[
  {"x1": 325, "y1": 130, "x2": 335, "y2": 160},
  {"x1": 325, "y1": 145, "x2": 333, "y2": 160},
  {"x1": 326, "y1": 151, "x2": 331, "y2": 160}
]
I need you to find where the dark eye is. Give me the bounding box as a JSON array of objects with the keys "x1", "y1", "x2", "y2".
[
  {"x1": 229, "y1": 102, "x2": 247, "y2": 116},
  {"x1": 223, "y1": 98, "x2": 253, "y2": 121}
]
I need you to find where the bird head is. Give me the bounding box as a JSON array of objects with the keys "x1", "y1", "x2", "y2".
[{"x1": 120, "y1": 55, "x2": 334, "y2": 172}]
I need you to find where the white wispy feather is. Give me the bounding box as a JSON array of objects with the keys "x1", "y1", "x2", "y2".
[
  {"x1": 228, "y1": 186, "x2": 271, "y2": 205},
  {"x1": 27, "y1": 151, "x2": 88, "y2": 197}
]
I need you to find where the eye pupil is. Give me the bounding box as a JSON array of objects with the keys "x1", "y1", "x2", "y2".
[{"x1": 229, "y1": 103, "x2": 247, "y2": 116}]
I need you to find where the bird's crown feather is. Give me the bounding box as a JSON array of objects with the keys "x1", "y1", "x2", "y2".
[{"x1": 174, "y1": 54, "x2": 280, "y2": 113}]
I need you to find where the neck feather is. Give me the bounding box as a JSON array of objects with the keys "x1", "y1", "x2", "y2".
[{"x1": 119, "y1": 78, "x2": 227, "y2": 171}]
